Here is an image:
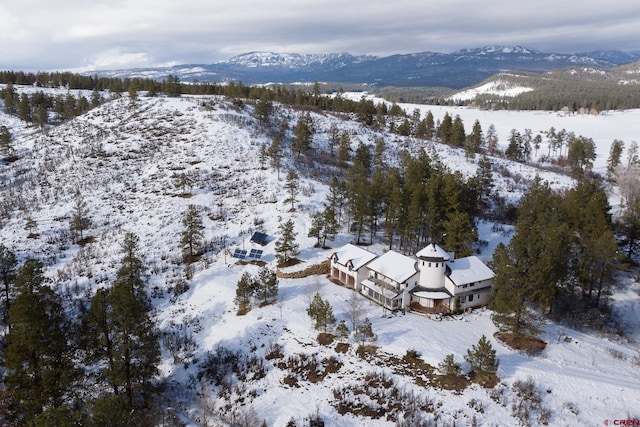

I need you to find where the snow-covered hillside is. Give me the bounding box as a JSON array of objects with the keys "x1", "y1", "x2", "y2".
[{"x1": 1, "y1": 89, "x2": 640, "y2": 426}]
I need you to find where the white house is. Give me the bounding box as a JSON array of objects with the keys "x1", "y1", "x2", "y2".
[
  {"x1": 361, "y1": 250, "x2": 419, "y2": 310},
  {"x1": 412, "y1": 244, "x2": 494, "y2": 312},
  {"x1": 329, "y1": 244, "x2": 377, "y2": 289},
  {"x1": 330, "y1": 243, "x2": 494, "y2": 313}
]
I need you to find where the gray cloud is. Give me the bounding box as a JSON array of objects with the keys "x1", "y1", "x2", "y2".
[{"x1": 1, "y1": 0, "x2": 639, "y2": 71}]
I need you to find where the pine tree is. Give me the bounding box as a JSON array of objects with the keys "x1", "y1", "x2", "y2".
[
  {"x1": 5, "y1": 259, "x2": 78, "y2": 422},
  {"x1": 268, "y1": 137, "x2": 283, "y2": 179},
  {"x1": 355, "y1": 317, "x2": 377, "y2": 345},
  {"x1": 254, "y1": 97, "x2": 273, "y2": 125},
  {"x1": 88, "y1": 233, "x2": 159, "y2": 408},
  {"x1": 450, "y1": 115, "x2": 466, "y2": 147},
  {"x1": 618, "y1": 198, "x2": 640, "y2": 259},
  {"x1": 18, "y1": 93, "x2": 31, "y2": 123},
  {"x1": 0, "y1": 244, "x2": 17, "y2": 328},
  {"x1": 335, "y1": 320, "x2": 349, "y2": 342},
  {"x1": 306, "y1": 292, "x2": 336, "y2": 333},
  {"x1": 607, "y1": 139, "x2": 625, "y2": 180},
  {"x1": 292, "y1": 112, "x2": 313, "y2": 157},
  {"x1": 254, "y1": 267, "x2": 278, "y2": 304},
  {"x1": 70, "y1": 189, "x2": 91, "y2": 244},
  {"x1": 490, "y1": 179, "x2": 568, "y2": 337},
  {"x1": 328, "y1": 123, "x2": 340, "y2": 155},
  {"x1": 322, "y1": 206, "x2": 339, "y2": 246},
  {"x1": 234, "y1": 271, "x2": 254, "y2": 309},
  {"x1": 0, "y1": 125, "x2": 11, "y2": 158},
  {"x1": 181, "y1": 204, "x2": 205, "y2": 261},
  {"x1": 336, "y1": 130, "x2": 352, "y2": 168},
  {"x1": 438, "y1": 354, "x2": 462, "y2": 377},
  {"x1": 283, "y1": 169, "x2": 300, "y2": 211},
  {"x1": 275, "y1": 219, "x2": 299, "y2": 265},
  {"x1": 465, "y1": 335, "x2": 499, "y2": 383},
  {"x1": 308, "y1": 211, "x2": 325, "y2": 247}
]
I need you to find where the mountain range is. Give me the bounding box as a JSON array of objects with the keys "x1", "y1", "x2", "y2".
[{"x1": 93, "y1": 45, "x2": 640, "y2": 89}]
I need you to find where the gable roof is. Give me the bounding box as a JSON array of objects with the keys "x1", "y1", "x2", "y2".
[
  {"x1": 366, "y1": 250, "x2": 418, "y2": 284},
  {"x1": 446, "y1": 256, "x2": 495, "y2": 286},
  {"x1": 331, "y1": 244, "x2": 377, "y2": 271}
]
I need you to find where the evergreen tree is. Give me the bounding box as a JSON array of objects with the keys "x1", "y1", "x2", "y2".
[
  {"x1": 306, "y1": 292, "x2": 336, "y2": 332},
  {"x1": 88, "y1": 233, "x2": 159, "y2": 408},
  {"x1": 70, "y1": 189, "x2": 91, "y2": 244},
  {"x1": 181, "y1": 204, "x2": 205, "y2": 261},
  {"x1": 308, "y1": 211, "x2": 325, "y2": 247},
  {"x1": 355, "y1": 317, "x2": 377, "y2": 345},
  {"x1": 0, "y1": 125, "x2": 12, "y2": 158},
  {"x1": 467, "y1": 119, "x2": 483, "y2": 155},
  {"x1": 505, "y1": 129, "x2": 523, "y2": 161},
  {"x1": 424, "y1": 110, "x2": 435, "y2": 139},
  {"x1": 292, "y1": 112, "x2": 313, "y2": 157},
  {"x1": 326, "y1": 177, "x2": 347, "y2": 227},
  {"x1": 565, "y1": 179, "x2": 618, "y2": 306},
  {"x1": 464, "y1": 335, "x2": 499, "y2": 382},
  {"x1": 254, "y1": 266, "x2": 278, "y2": 304},
  {"x1": 490, "y1": 179, "x2": 568, "y2": 337},
  {"x1": 442, "y1": 210, "x2": 477, "y2": 258},
  {"x1": 0, "y1": 244, "x2": 17, "y2": 329},
  {"x1": 3, "y1": 83, "x2": 17, "y2": 115},
  {"x1": 607, "y1": 139, "x2": 625, "y2": 180},
  {"x1": 18, "y1": 93, "x2": 31, "y2": 123},
  {"x1": 283, "y1": 169, "x2": 300, "y2": 211},
  {"x1": 450, "y1": 115, "x2": 466, "y2": 147},
  {"x1": 328, "y1": 123, "x2": 340, "y2": 155},
  {"x1": 345, "y1": 162, "x2": 369, "y2": 244},
  {"x1": 268, "y1": 137, "x2": 283, "y2": 179},
  {"x1": 438, "y1": 354, "x2": 462, "y2": 377},
  {"x1": 336, "y1": 130, "x2": 352, "y2": 168},
  {"x1": 254, "y1": 97, "x2": 273, "y2": 125},
  {"x1": 234, "y1": 271, "x2": 254, "y2": 308},
  {"x1": 436, "y1": 112, "x2": 452, "y2": 144},
  {"x1": 5, "y1": 259, "x2": 78, "y2": 422},
  {"x1": 485, "y1": 124, "x2": 499, "y2": 154},
  {"x1": 275, "y1": 219, "x2": 299, "y2": 265},
  {"x1": 567, "y1": 135, "x2": 596, "y2": 177},
  {"x1": 335, "y1": 320, "x2": 349, "y2": 342},
  {"x1": 618, "y1": 198, "x2": 640, "y2": 260}
]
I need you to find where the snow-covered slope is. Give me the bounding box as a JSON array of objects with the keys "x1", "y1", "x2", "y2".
[{"x1": 1, "y1": 89, "x2": 640, "y2": 426}]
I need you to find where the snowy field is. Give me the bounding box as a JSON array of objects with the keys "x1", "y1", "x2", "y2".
[{"x1": 1, "y1": 87, "x2": 640, "y2": 425}]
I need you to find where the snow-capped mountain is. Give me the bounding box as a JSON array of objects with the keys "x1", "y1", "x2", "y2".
[
  {"x1": 220, "y1": 51, "x2": 376, "y2": 69},
  {"x1": 91, "y1": 45, "x2": 640, "y2": 89}
]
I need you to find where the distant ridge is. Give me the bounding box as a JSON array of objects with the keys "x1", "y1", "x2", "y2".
[{"x1": 91, "y1": 45, "x2": 640, "y2": 89}]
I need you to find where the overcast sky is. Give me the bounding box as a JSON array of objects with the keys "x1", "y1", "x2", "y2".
[{"x1": 1, "y1": 0, "x2": 639, "y2": 72}]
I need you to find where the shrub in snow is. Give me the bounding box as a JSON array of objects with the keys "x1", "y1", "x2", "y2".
[{"x1": 511, "y1": 377, "x2": 551, "y2": 426}]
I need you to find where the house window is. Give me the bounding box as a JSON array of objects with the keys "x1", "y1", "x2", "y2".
[
  {"x1": 468, "y1": 294, "x2": 474, "y2": 302},
  {"x1": 460, "y1": 296, "x2": 466, "y2": 303},
  {"x1": 428, "y1": 262, "x2": 431, "y2": 268}
]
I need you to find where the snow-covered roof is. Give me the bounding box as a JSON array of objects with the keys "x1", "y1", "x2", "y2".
[
  {"x1": 413, "y1": 290, "x2": 452, "y2": 300},
  {"x1": 446, "y1": 256, "x2": 495, "y2": 286},
  {"x1": 366, "y1": 250, "x2": 418, "y2": 284},
  {"x1": 416, "y1": 243, "x2": 451, "y2": 261},
  {"x1": 331, "y1": 244, "x2": 377, "y2": 271}
]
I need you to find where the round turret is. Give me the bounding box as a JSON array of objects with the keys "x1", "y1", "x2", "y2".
[{"x1": 416, "y1": 243, "x2": 450, "y2": 289}]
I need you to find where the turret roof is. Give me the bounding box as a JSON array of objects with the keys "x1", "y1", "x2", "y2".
[{"x1": 416, "y1": 243, "x2": 451, "y2": 261}]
